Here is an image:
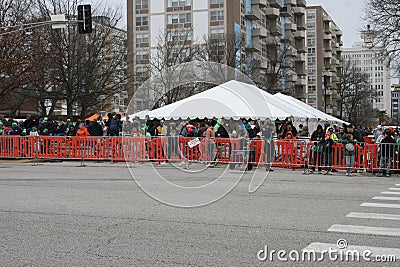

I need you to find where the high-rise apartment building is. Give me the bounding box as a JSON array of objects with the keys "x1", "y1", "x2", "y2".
[
  {"x1": 343, "y1": 42, "x2": 391, "y2": 117},
  {"x1": 305, "y1": 6, "x2": 343, "y2": 116},
  {"x1": 127, "y1": 0, "x2": 308, "y2": 106}
]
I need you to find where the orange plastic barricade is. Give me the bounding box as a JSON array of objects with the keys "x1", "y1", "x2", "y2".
[
  {"x1": 122, "y1": 137, "x2": 148, "y2": 162},
  {"x1": 273, "y1": 140, "x2": 298, "y2": 169},
  {"x1": 248, "y1": 139, "x2": 264, "y2": 166},
  {"x1": 215, "y1": 138, "x2": 231, "y2": 163}
]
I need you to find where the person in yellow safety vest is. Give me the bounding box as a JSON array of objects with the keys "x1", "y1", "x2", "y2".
[{"x1": 326, "y1": 126, "x2": 339, "y2": 141}]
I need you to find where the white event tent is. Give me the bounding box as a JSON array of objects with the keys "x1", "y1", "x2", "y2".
[
  {"x1": 130, "y1": 80, "x2": 347, "y2": 127},
  {"x1": 142, "y1": 80, "x2": 293, "y2": 120}
]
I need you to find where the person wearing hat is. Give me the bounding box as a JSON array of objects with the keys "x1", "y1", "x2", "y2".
[
  {"x1": 320, "y1": 127, "x2": 335, "y2": 175},
  {"x1": 9, "y1": 122, "x2": 22, "y2": 136},
  {"x1": 157, "y1": 120, "x2": 167, "y2": 136},
  {"x1": 345, "y1": 124, "x2": 362, "y2": 142},
  {"x1": 30, "y1": 126, "x2": 39, "y2": 136},
  {"x1": 373, "y1": 125, "x2": 382, "y2": 141}
]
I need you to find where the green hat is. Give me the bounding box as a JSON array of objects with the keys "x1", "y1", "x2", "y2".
[
  {"x1": 43, "y1": 128, "x2": 48, "y2": 133},
  {"x1": 43, "y1": 117, "x2": 48, "y2": 122},
  {"x1": 12, "y1": 122, "x2": 18, "y2": 129},
  {"x1": 22, "y1": 129, "x2": 26, "y2": 134}
]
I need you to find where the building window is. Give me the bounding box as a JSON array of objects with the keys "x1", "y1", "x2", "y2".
[
  {"x1": 307, "y1": 38, "x2": 315, "y2": 46},
  {"x1": 210, "y1": 28, "x2": 225, "y2": 39},
  {"x1": 167, "y1": 30, "x2": 192, "y2": 43},
  {"x1": 136, "y1": 0, "x2": 148, "y2": 11},
  {"x1": 307, "y1": 29, "x2": 315, "y2": 37},
  {"x1": 136, "y1": 50, "x2": 149, "y2": 62},
  {"x1": 306, "y1": 10, "x2": 316, "y2": 18},
  {"x1": 308, "y1": 57, "x2": 316, "y2": 65},
  {"x1": 211, "y1": 10, "x2": 224, "y2": 22},
  {"x1": 308, "y1": 75, "x2": 316, "y2": 83},
  {"x1": 168, "y1": 0, "x2": 191, "y2": 7},
  {"x1": 167, "y1": 13, "x2": 191, "y2": 25},
  {"x1": 136, "y1": 33, "x2": 149, "y2": 47},
  {"x1": 136, "y1": 66, "x2": 150, "y2": 78},
  {"x1": 308, "y1": 67, "x2": 316, "y2": 74},
  {"x1": 308, "y1": 95, "x2": 316, "y2": 103},
  {"x1": 136, "y1": 16, "x2": 148, "y2": 31},
  {"x1": 211, "y1": 0, "x2": 224, "y2": 7},
  {"x1": 308, "y1": 86, "x2": 316, "y2": 93},
  {"x1": 308, "y1": 47, "x2": 315, "y2": 54}
]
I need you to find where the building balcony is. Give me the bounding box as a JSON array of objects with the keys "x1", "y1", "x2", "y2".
[
  {"x1": 260, "y1": 61, "x2": 269, "y2": 70},
  {"x1": 293, "y1": 88, "x2": 307, "y2": 100},
  {"x1": 252, "y1": 0, "x2": 267, "y2": 8},
  {"x1": 265, "y1": 36, "x2": 278, "y2": 44},
  {"x1": 324, "y1": 44, "x2": 332, "y2": 51},
  {"x1": 295, "y1": 42, "x2": 306, "y2": 53},
  {"x1": 296, "y1": 77, "x2": 307, "y2": 86},
  {"x1": 323, "y1": 15, "x2": 332, "y2": 22},
  {"x1": 296, "y1": 0, "x2": 306, "y2": 7},
  {"x1": 286, "y1": 71, "x2": 298, "y2": 82},
  {"x1": 246, "y1": 42, "x2": 262, "y2": 53},
  {"x1": 324, "y1": 26, "x2": 332, "y2": 34},
  {"x1": 295, "y1": 53, "x2": 306, "y2": 62},
  {"x1": 324, "y1": 71, "x2": 333, "y2": 77},
  {"x1": 245, "y1": 5, "x2": 262, "y2": 20},
  {"x1": 292, "y1": 7, "x2": 305, "y2": 14},
  {"x1": 285, "y1": 22, "x2": 297, "y2": 31},
  {"x1": 323, "y1": 51, "x2": 332, "y2": 58},
  {"x1": 281, "y1": 33, "x2": 295, "y2": 43},
  {"x1": 280, "y1": 6, "x2": 293, "y2": 17},
  {"x1": 264, "y1": 7, "x2": 280, "y2": 18},
  {"x1": 284, "y1": 0, "x2": 296, "y2": 5},
  {"x1": 296, "y1": 21, "x2": 306, "y2": 30},
  {"x1": 296, "y1": 67, "x2": 306, "y2": 76},
  {"x1": 252, "y1": 27, "x2": 268, "y2": 38},
  {"x1": 293, "y1": 31, "x2": 305, "y2": 39},
  {"x1": 268, "y1": 22, "x2": 282, "y2": 36},
  {"x1": 323, "y1": 33, "x2": 332, "y2": 40},
  {"x1": 267, "y1": 0, "x2": 283, "y2": 8}
]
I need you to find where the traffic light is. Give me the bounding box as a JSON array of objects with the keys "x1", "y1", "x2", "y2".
[{"x1": 77, "y1": 4, "x2": 92, "y2": 34}]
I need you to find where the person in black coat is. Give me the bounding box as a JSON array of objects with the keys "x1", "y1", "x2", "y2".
[
  {"x1": 378, "y1": 129, "x2": 396, "y2": 177},
  {"x1": 88, "y1": 118, "x2": 104, "y2": 136},
  {"x1": 310, "y1": 125, "x2": 325, "y2": 173}
]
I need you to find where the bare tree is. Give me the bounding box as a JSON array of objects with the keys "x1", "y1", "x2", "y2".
[
  {"x1": 0, "y1": 0, "x2": 37, "y2": 114},
  {"x1": 28, "y1": 0, "x2": 126, "y2": 119},
  {"x1": 148, "y1": 28, "x2": 198, "y2": 107},
  {"x1": 337, "y1": 59, "x2": 376, "y2": 124},
  {"x1": 252, "y1": 39, "x2": 294, "y2": 94},
  {"x1": 363, "y1": 0, "x2": 400, "y2": 73}
]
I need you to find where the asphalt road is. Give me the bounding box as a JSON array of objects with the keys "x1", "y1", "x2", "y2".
[{"x1": 0, "y1": 161, "x2": 399, "y2": 266}]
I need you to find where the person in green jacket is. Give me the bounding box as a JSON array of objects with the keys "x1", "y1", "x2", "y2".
[{"x1": 341, "y1": 133, "x2": 358, "y2": 176}]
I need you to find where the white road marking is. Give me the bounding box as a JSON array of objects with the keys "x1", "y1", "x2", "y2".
[
  {"x1": 328, "y1": 224, "x2": 400, "y2": 237},
  {"x1": 372, "y1": 196, "x2": 400, "y2": 201},
  {"x1": 347, "y1": 212, "x2": 400, "y2": 221},
  {"x1": 381, "y1": 191, "x2": 400, "y2": 195},
  {"x1": 361, "y1": 203, "x2": 400, "y2": 209},
  {"x1": 389, "y1": 188, "x2": 400, "y2": 191}
]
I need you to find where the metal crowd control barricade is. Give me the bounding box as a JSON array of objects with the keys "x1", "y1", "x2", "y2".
[{"x1": 229, "y1": 149, "x2": 250, "y2": 170}]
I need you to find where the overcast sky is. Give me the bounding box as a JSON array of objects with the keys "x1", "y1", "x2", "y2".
[{"x1": 110, "y1": 0, "x2": 367, "y2": 48}]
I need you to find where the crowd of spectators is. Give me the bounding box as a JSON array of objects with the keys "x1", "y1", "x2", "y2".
[{"x1": 0, "y1": 113, "x2": 123, "y2": 137}]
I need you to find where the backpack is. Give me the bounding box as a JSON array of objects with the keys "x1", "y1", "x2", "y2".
[{"x1": 345, "y1": 143, "x2": 355, "y2": 152}]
